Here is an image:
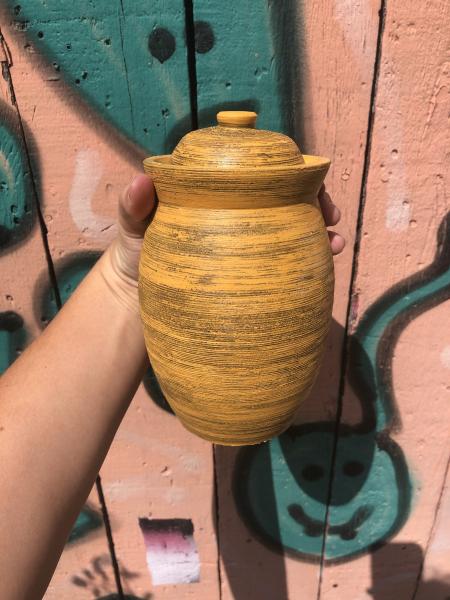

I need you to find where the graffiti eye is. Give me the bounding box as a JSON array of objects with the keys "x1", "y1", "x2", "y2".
[
  {"x1": 148, "y1": 28, "x2": 176, "y2": 64},
  {"x1": 194, "y1": 21, "x2": 215, "y2": 54},
  {"x1": 343, "y1": 461, "x2": 364, "y2": 477},
  {"x1": 301, "y1": 464, "x2": 324, "y2": 481}
]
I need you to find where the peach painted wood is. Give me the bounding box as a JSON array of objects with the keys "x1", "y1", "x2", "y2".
[
  {"x1": 290, "y1": 0, "x2": 384, "y2": 418},
  {"x1": 320, "y1": 0, "x2": 450, "y2": 597},
  {"x1": 141, "y1": 113, "x2": 333, "y2": 445}
]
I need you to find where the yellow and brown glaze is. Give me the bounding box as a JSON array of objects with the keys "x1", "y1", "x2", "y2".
[{"x1": 140, "y1": 111, "x2": 334, "y2": 445}]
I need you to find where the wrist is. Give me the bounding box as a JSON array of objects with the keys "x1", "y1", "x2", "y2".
[{"x1": 96, "y1": 243, "x2": 141, "y2": 318}]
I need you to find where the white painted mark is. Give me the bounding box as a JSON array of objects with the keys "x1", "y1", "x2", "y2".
[
  {"x1": 139, "y1": 518, "x2": 200, "y2": 585},
  {"x1": 385, "y1": 196, "x2": 410, "y2": 231},
  {"x1": 164, "y1": 486, "x2": 186, "y2": 505},
  {"x1": 181, "y1": 455, "x2": 201, "y2": 473},
  {"x1": 103, "y1": 476, "x2": 156, "y2": 502},
  {"x1": 440, "y1": 345, "x2": 450, "y2": 369},
  {"x1": 69, "y1": 148, "x2": 116, "y2": 241},
  {"x1": 159, "y1": 69, "x2": 186, "y2": 121}
]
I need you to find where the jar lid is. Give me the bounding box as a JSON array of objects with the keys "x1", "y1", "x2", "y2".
[
  {"x1": 143, "y1": 110, "x2": 330, "y2": 209},
  {"x1": 171, "y1": 111, "x2": 306, "y2": 169}
]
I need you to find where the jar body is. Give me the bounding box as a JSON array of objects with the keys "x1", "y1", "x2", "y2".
[{"x1": 139, "y1": 200, "x2": 334, "y2": 445}]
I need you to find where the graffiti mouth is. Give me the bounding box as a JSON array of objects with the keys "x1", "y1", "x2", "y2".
[{"x1": 288, "y1": 503, "x2": 374, "y2": 540}]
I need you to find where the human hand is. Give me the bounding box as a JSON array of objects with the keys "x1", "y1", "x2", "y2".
[
  {"x1": 318, "y1": 184, "x2": 345, "y2": 255},
  {"x1": 100, "y1": 177, "x2": 344, "y2": 313},
  {"x1": 99, "y1": 174, "x2": 156, "y2": 313}
]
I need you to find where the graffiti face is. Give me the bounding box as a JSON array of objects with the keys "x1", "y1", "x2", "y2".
[{"x1": 235, "y1": 427, "x2": 410, "y2": 561}]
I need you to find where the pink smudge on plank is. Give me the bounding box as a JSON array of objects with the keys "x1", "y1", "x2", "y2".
[{"x1": 139, "y1": 518, "x2": 200, "y2": 586}]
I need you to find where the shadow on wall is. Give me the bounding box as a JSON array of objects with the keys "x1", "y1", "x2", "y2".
[
  {"x1": 215, "y1": 317, "x2": 405, "y2": 600},
  {"x1": 369, "y1": 542, "x2": 450, "y2": 600},
  {"x1": 4, "y1": 0, "x2": 188, "y2": 160},
  {"x1": 3, "y1": 0, "x2": 306, "y2": 160},
  {"x1": 268, "y1": 0, "x2": 305, "y2": 145}
]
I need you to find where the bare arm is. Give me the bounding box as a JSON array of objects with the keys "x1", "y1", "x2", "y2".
[
  {"x1": 0, "y1": 175, "x2": 343, "y2": 599},
  {"x1": 0, "y1": 176, "x2": 155, "y2": 599}
]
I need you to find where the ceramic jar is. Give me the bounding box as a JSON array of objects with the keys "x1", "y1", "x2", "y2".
[{"x1": 139, "y1": 111, "x2": 333, "y2": 445}]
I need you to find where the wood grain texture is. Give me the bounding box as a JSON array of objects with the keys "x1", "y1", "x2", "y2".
[{"x1": 416, "y1": 462, "x2": 450, "y2": 597}]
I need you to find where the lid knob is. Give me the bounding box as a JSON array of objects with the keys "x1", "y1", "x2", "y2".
[{"x1": 217, "y1": 111, "x2": 257, "y2": 128}]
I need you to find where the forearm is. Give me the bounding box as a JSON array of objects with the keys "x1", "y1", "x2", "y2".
[{"x1": 0, "y1": 250, "x2": 147, "y2": 599}]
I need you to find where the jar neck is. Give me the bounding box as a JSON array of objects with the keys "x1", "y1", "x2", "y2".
[{"x1": 143, "y1": 155, "x2": 330, "y2": 209}]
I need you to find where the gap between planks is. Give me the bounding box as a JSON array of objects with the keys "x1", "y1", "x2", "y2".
[{"x1": 316, "y1": 0, "x2": 388, "y2": 597}]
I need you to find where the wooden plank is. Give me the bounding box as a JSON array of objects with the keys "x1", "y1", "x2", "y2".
[
  {"x1": 100, "y1": 398, "x2": 219, "y2": 598},
  {"x1": 0, "y1": 13, "x2": 118, "y2": 600},
  {"x1": 194, "y1": 1, "x2": 285, "y2": 133},
  {"x1": 0, "y1": 3, "x2": 219, "y2": 599},
  {"x1": 320, "y1": 0, "x2": 450, "y2": 597},
  {"x1": 193, "y1": 0, "x2": 381, "y2": 597}
]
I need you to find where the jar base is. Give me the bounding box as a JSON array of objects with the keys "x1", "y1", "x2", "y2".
[{"x1": 179, "y1": 417, "x2": 294, "y2": 446}]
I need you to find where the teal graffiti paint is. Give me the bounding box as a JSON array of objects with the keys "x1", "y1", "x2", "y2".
[
  {"x1": 236, "y1": 214, "x2": 450, "y2": 561},
  {"x1": 5, "y1": 0, "x2": 303, "y2": 153},
  {"x1": 237, "y1": 428, "x2": 409, "y2": 561},
  {"x1": 68, "y1": 505, "x2": 103, "y2": 544},
  {"x1": 193, "y1": 1, "x2": 290, "y2": 132},
  {"x1": 0, "y1": 104, "x2": 34, "y2": 250},
  {"x1": 0, "y1": 311, "x2": 27, "y2": 374},
  {"x1": 0, "y1": 104, "x2": 37, "y2": 372},
  {"x1": 7, "y1": 1, "x2": 191, "y2": 153},
  {"x1": 39, "y1": 253, "x2": 101, "y2": 325},
  {"x1": 350, "y1": 254, "x2": 450, "y2": 432}
]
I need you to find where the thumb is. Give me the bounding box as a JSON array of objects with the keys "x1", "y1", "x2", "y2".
[{"x1": 119, "y1": 174, "x2": 156, "y2": 238}]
